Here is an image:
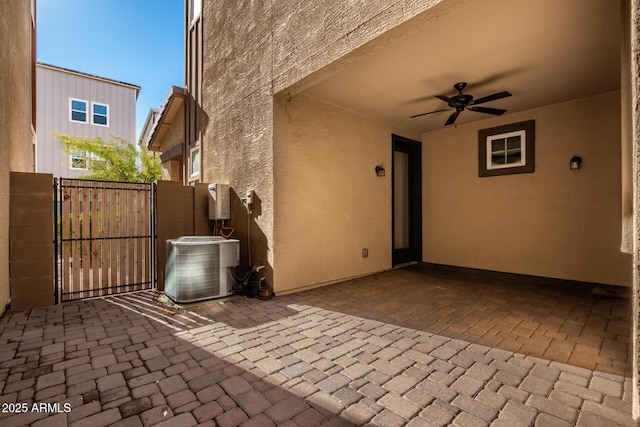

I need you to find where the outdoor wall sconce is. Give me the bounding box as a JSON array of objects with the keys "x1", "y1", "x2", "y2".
[
  {"x1": 570, "y1": 156, "x2": 582, "y2": 170},
  {"x1": 375, "y1": 166, "x2": 385, "y2": 177}
]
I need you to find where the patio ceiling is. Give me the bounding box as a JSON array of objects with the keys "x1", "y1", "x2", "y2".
[{"x1": 302, "y1": 0, "x2": 621, "y2": 134}]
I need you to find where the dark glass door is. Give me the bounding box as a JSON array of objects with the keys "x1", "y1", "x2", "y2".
[{"x1": 392, "y1": 135, "x2": 422, "y2": 266}]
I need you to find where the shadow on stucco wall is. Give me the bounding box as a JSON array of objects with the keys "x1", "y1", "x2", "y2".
[{"x1": 228, "y1": 189, "x2": 273, "y2": 291}]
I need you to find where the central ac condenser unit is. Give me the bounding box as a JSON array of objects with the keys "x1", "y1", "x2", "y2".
[{"x1": 165, "y1": 236, "x2": 240, "y2": 303}]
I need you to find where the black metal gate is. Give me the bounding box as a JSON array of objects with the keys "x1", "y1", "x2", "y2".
[{"x1": 54, "y1": 178, "x2": 156, "y2": 302}]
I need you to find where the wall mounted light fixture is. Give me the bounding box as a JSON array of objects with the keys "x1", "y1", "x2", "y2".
[
  {"x1": 375, "y1": 166, "x2": 385, "y2": 177},
  {"x1": 570, "y1": 156, "x2": 582, "y2": 170}
]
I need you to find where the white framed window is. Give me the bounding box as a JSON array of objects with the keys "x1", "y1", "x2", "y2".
[
  {"x1": 69, "y1": 98, "x2": 88, "y2": 123},
  {"x1": 478, "y1": 120, "x2": 535, "y2": 177},
  {"x1": 189, "y1": 145, "x2": 201, "y2": 181},
  {"x1": 91, "y1": 102, "x2": 109, "y2": 127},
  {"x1": 70, "y1": 148, "x2": 89, "y2": 170},
  {"x1": 486, "y1": 130, "x2": 526, "y2": 170}
]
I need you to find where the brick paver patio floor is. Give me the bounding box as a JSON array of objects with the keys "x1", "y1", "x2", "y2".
[{"x1": 0, "y1": 264, "x2": 635, "y2": 426}]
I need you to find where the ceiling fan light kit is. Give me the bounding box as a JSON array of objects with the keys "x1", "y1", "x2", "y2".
[{"x1": 411, "y1": 81, "x2": 512, "y2": 126}]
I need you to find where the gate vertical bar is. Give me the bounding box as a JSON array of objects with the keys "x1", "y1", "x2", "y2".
[
  {"x1": 152, "y1": 182, "x2": 157, "y2": 289},
  {"x1": 53, "y1": 178, "x2": 59, "y2": 304}
]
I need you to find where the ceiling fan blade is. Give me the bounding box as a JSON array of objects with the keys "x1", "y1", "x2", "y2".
[
  {"x1": 444, "y1": 111, "x2": 460, "y2": 126},
  {"x1": 410, "y1": 108, "x2": 450, "y2": 118},
  {"x1": 436, "y1": 94, "x2": 453, "y2": 104},
  {"x1": 471, "y1": 91, "x2": 512, "y2": 105},
  {"x1": 468, "y1": 106, "x2": 507, "y2": 115}
]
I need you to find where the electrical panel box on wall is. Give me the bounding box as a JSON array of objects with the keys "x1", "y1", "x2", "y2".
[{"x1": 208, "y1": 183, "x2": 230, "y2": 220}]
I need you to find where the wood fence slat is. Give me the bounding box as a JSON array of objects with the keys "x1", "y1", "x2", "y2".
[
  {"x1": 91, "y1": 183, "x2": 101, "y2": 297},
  {"x1": 125, "y1": 190, "x2": 136, "y2": 292},
  {"x1": 81, "y1": 184, "x2": 91, "y2": 298},
  {"x1": 70, "y1": 184, "x2": 81, "y2": 300},
  {"x1": 136, "y1": 188, "x2": 143, "y2": 290},
  {"x1": 110, "y1": 186, "x2": 119, "y2": 294},
  {"x1": 143, "y1": 187, "x2": 150, "y2": 288},
  {"x1": 119, "y1": 188, "x2": 128, "y2": 293},
  {"x1": 62, "y1": 184, "x2": 71, "y2": 301}
]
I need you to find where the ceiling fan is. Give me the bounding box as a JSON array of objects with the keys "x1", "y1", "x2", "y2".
[{"x1": 411, "y1": 82, "x2": 512, "y2": 126}]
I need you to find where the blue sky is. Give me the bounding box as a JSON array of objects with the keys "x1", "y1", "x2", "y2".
[{"x1": 37, "y1": 0, "x2": 184, "y2": 141}]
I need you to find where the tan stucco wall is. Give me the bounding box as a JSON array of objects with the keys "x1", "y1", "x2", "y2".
[
  {"x1": 0, "y1": 2, "x2": 35, "y2": 316},
  {"x1": 200, "y1": 0, "x2": 452, "y2": 288},
  {"x1": 273, "y1": 93, "x2": 419, "y2": 293},
  {"x1": 630, "y1": 0, "x2": 640, "y2": 420},
  {"x1": 423, "y1": 91, "x2": 631, "y2": 286}
]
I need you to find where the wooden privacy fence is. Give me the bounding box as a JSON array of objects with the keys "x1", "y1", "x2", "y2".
[{"x1": 54, "y1": 178, "x2": 155, "y2": 302}]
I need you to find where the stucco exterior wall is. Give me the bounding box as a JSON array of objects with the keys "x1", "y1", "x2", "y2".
[
  {"x1": 273, "y1": 93, "x2": 419, "y2": 293},
  {"x1": 630, "y1": 0, "x2": 640, "y2": 420},
  {"x1": 0, "y1": 1, "x2": 35, "y2": 316},
  {"x1": 200, "y1": 0, "x2": 451, "y2": 287},
  {"x1": 423, "y1": 91, "x2": 631, "y2": 286}
]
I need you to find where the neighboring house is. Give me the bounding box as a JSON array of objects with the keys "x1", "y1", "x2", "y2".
[
  {"x1": 35, "y1": 63, "x2": 140, "y2": 178},
  {"x1": 0, "y1": 0, "x2": 37, "y2": 317},
  {"x1": 179, "y1": 0, "x2": 640, "y2": 417},
  {"x1": 141, "y1": 86, "x2": 186, "y2": 182},
  {"x1": 138, "y1": 107, "x2": 160, "y2": 149}
]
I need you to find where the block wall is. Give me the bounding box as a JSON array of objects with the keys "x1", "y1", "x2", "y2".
[
  {"x1": 9, "y1": 173, "x2": 54, "y2": 309},
  {"x1": 155, "y1": 180, "x2": 213, "y2": 291}
]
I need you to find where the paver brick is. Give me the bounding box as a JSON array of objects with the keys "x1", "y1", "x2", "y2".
[
  {"x1": 166, "y1": 389, "x2": 197, "y2": 409},
  {"x1": 589, "y1": 376, "x2": 623, "y2": 398},
  {"x1": 581, "y1": 400, "x2": 636, "y2": 426},
  {"x1": 67, "y1": 367, "x2": 108, "y2": 386},
  {"x1": 153, "y1": 412, "x2": 197, "y2": 427},
  {"x1": 498, "y1": 400, "x2": 537, "y2": 425},
  {"x1": 36, "y1": 370, "x2": 65, "y2": 390},
  {"x1": 97, "y1": 372, "x2": 126, "y2": 391},
  {"x1": 140, "y1": 405, "x2": 173, "y2": 426},
  {"x1": 235, "y1": 389, "x2": 273, "y2": 416},
  {"x1": 92, "y1": 353, "x2": 117, "y2": 369},
  {"x1": 451, "y1": 375, "x2": 484, "y2": 396},
  {"x1": 527, "y1": 395, "x2": 577, "y2": 423},
  {"x1": 452, "y1": 394, "x2": 499, "y2": 422},
  {"x1": 70, "y1": 407, "x2": 122, "y2": 427},
  {"x1": 193, "y1": 401, "x2": 224, "y2": 423},
  {"x1": 520, "y1": 374, "x2": 554, "y2": 396},
  {"x1": 128, "y1": 371, "x2": 165, "y2": 388},
  {"x1": 554, "y1": 380, "x2": 602, "y2": 402},
  {"x1": 216, "y1": 407, "x2": 249, "y2": 427},
  {"x1": 158, "y1": 375, "x2": 188, "y2": 395},
  {"x1": 306, "y1": 390, "x2": 346, "y2": 418},
  {"x1": 68, "y1": 400, "x2": 102, "y2": 423},
  {"x1": 317, "y1": 373, "x2": 352, "y2": 394},
  {"x1": 220, "y1": 375, "x2": 253, "y2": 397},
  {"x1": 263, "y1": 396, "x2": 309, "y2": 423},
  {"x1": 372, "y1": 409, "x2": 409, "y2": 427},
  {"x1": 379, "y1": 392, "x2": 421, "y2": 419},
  {"x1": 342, "y1": 402, "x2": 377, "y2": 425},
  {"x1": 119, "y1": 397, "x2": 153, "y2": 418}
]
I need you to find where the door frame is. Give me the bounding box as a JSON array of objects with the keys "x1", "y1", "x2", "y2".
[{"x1": 392, "y1": 134, "x2": 422, "y2": 266}]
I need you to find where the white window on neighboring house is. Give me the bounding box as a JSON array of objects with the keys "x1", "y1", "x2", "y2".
[
  {"x1": 91, "y1": 102, "x2": 109, "y2": 127},
  {"x1": 70, "y1": 148, "x2": 89, "y2": 170},
  {"x1": 69, "y1": 98, "x2": 88, "y2": 123},
  {"x1": 189, "y1": 145, "x2": 200, "y2": 181}
]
